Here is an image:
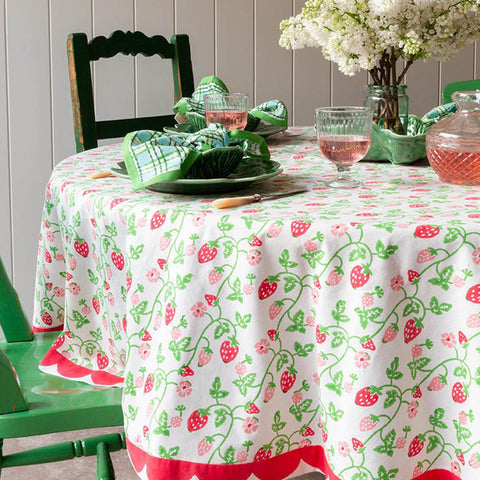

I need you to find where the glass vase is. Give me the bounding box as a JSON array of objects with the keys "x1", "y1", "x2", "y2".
[
  {"x1": 364, "y1": 84, "x2": 409, "y2": 135},
  {"x1": 426, "y1": 90, "x2": 480, "y2": 185}
]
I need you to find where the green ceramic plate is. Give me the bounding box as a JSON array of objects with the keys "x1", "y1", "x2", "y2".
[
  {"x1": 163, "y1": 122, "x2": 286, "y2": 139},
  {"x1": 110, "y1": 158, "x2": 282, "y2": 194}
]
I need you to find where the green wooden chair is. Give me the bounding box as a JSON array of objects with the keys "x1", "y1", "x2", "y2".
[
  {"x1": 67, "y1": 30, "x2": 195, "y2": 152},
  {"x1": 442, "y1": 79, "x2": 480, "y2": 103},
  {"x1": 0, "y1": 257, "x2": 125, "y2": 479}
]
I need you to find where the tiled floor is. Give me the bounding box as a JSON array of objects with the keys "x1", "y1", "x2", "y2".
[{"x1": 2, "y1": 427, "x2": 325, "y2": 479}]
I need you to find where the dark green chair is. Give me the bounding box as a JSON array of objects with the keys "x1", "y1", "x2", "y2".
[
  {"x1": 67, "y1": 30, "x2": 195, "y2": 153},
  {"x1": 442, "y1": 79, "x2": 480, "y2": 103},
  {"x1": 0, "y1": 257, "x2": 125, "y2": 479}
]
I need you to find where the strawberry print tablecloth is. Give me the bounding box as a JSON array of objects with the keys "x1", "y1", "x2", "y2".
[{"x1": 33, "y1": 127, "x2": 480, "y2": 480}]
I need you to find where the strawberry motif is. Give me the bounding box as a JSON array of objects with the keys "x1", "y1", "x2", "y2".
[
  {"x1": 269, "y1": 301, "x2": 283, "y2": 319},
  {"x1": 428, "y1": 375, "x2": 446, "y2": 391},
  {"x1": 457, "y1": 451, "x2": 465, "y2": 466},
  {"x1": 316, "y1": 325, "x2": 326, "y2": 344},
  {"x1": 291, "y1": 220, "x2": 311, "y2": 237},
  {"x1": 144, "y1": 373, "x2": 154, "y2": 393},
  {"x1": 220, "y1": 340, "x2": 239, "y2": 363},
  {"x1": 198, "y1": 348, "x2": 213, "y2": 366},
  {"x1": 361, "y1": 338, "x2": 376, "y2": 351},
  {"x1": 66, "y1": 273, "x2": 73, "y2": 281},
  {"x1": 74, "y1": 239, "x2": 89, "y2": 257},
  {"x1": 187, "y1": 409, "x2": 209, "y2": 431},
  {"x1": 180, "y1": 365, "x2": 194, "y2": 377},
  {"x1": 414, "y1": 225, "x2": 440, "y2": 238},
  {"x1": 408, "y1": 435, "x2": 425, "y2": 457},
  {"x1": 111, "y1": 251, "x2": 125, "y2": 270},
  {"x1": 45, "y1": 250, "x2": 52, "y2": 263},
  {"x1": 198, "y1": 242, "x2": 218, "y2": 263},
  {"x1": 46, "y1": 282, "x2": 53, "y2": 290},
  {"x1": 267, "y1": 329, "x2": 278, "y2": 341},
  {"x1": 404, "y1": 318, "x2": 422, "y2": 343},
  {"x1": 280, "y1": 367, "x2": 297, "y2": 393},
  {"x1": 110, "y1": 198, "x2": 127, "y2": 209},
  {"x1": 246, "y1": 403, "x2": 260, "y2": 414},
  {"x1": 313, "y1": 275, "x2": 322, "y2": 289},
  {"x1": 302, "y1": 427, "x2": 315, "y2": 437},
  {"x1": 159, "y1": 233, "x2": 172, "y2": 251},
  {"x1": 150, "y1": 211, "x2": 166, "y2": 229},
  {"x1": 417, "y1": 248, "x2": 435, "y2": 263},
  {"x1": 408, "y1": 270, "x2": 420, "y2": 282},
  {"x1": 267, "y1": 222, "x2": 283, "y2": 238},
  {"x1": 165, "y1": 302, "x2": 176, "y2": 325},
  {"x1": 359, "y1": 416, "x2": 378, "y2": 432},
  {"x1": 327, "y1": 269, "x2": 343, "y2": 286},
  {"x1": 355, "y1": 386, "x2": 379, "y2": 407},
  {"x1": 157, "y1": 258, "x2": 167, "y2": 270},
  {"x1": 41, "y1": 311, "x2": 53, "y2": 326},
  {"x1": 142, "y1": 426, "x2": 149, "y2": 437},
  {"x1": 92, "y1": 296, "x2": 101, "y2": 315},
  {"x1": 413, "y1": 386, "x2": 422, "y2": 398},
  {"x1": 452, "y1": 382, "x2": 467, "y2": 403},
  {"x1": 96, "y1": 353, "x2": 109, "y2": 369},
  {"x1": 197, "y1": 437, "x2": 213, "y2": 456},
  {"x1": 254, "y1": 445, "x2": 272, "y2": 462},
  {"x1": 459, "y1": 331, "x2": 468, "y2": 344},
  {"x1": 141, "y1": 330, "x2": 152, "y2": 342},
  {"x1": 126, "y1": 271, "x2": 132, "y2": 292},
  {"x1": 382, "y1": 324, "x2": 398, "y2": 343},
  {"x1": 52, "y1": 335, "x2": 65, "y2": 349},
  {"x1": 208, "y1": 267, "x2": 223, "y2": 285},
  {"x1": 249, "y1": 235, "x2": 263, "y2": 246},
  {"x1": 466, "y1": 284, "x2": 480, "y2": 304},
  {"x1": 205, "y1": 294, "x2": 217, "y2": 306},
  {"x1": 122, "y1": 317, "x2": 127, "y2": 332},
  {"x1": 258, "y1": 276, "x2": 279, "y2": 300},
  {"x1": 264, "y1": 383, "x2": 275, "y2": 402},
  {"x1": 350, "y1": 265, "x2": 370, "y2": 288},
  {"x1": 352, "y1": 438, "x2": 364, "y2": 452}
]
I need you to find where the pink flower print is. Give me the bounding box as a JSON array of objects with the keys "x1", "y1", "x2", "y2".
[
  {"x1": 304, "y1": 240, "x2": 317, "y2": 252},
  {"x1": 243, "y1": 284, "x2": 254, "y2": 295},
  {"x1": 473, "y1": 248, "x2": 480, "y2": 265},
  {"x1": 185, "y1": 244, "x2": 196, "y2": 256},
  {"x1": 236, "y1": 450, "x2": 248, "y2": 463},
  {"x1": 330, "y1": 223, "x2": 348, "y2": 237},
  {"x1": 467, "y1": 313, "x2": 480, "y2": 328},
  {"x1": 361, "y1": 294, "x2": 374, "y2": 307},
  {"x1": 469, "y1": 452, "x2": 480, "y2": 469},
  {"x1": 235, "y1": 362, "x2": 247, "y2": 376},
  {"x1": 191, "y1": 302, "x2": 207, "y2": 318},
  {"x1": 138, "y1": 343, "x2": 151, "y2": 360},
  {"x1": 55, "y1": 253, "x2": 64, "y2": 262},
  {"x1": 137, "y1": 216, "x2": 147, "y2": 227},
  {"x1": 53, "y1": 287, "x2": 65, "y2": 297},
  {"x1": 390, "y1": 275, "x2": 405, "y2": 291},
  {"x1": 396, "y1": 437, "x2": 406, "y2": 449},
  {"x1": 354, "y1": 351, "x2": 370, "y2": 369},
  {"x1": 407, "y1": 400, "x2": 419, "y2": 419},
  {"x1": 68, "y1": 257, "x2": 77, "y2": 270},
  {"x1": 292, "y1": 391, "x2": 303, "y2": 404},
  {"x1": 171, "y1": 327, "x2": 182, "y2": 340},
  {"x1": 170, "y1": 416, "x2": 182, "y2": 428},
  {"x1": 176, "y1": 381, "x2": 192, "y2": 398},
  {"x1": 338, "y1": 441, "x2": 350, "y2": 457},
  {"x1": 411, "y1": 344, "x2": 422, "y2": 358},
  {"x1": 255, "y1": 338, "x2": 270, "y2": 355},
  {"x1": 131, "y1": 293, "x2": 140, "y2": 305},
  {"x1": 343, "y1": 381, "x2": 352, "y2": 394},
  {"x1": 451, "y1": 461, "x2": 461, "y2": 474},
  {"x1": 135, "y1": 376, "x2": 144, "y2": 388},
  {"x1": 192, "y1": 214, "x2": 206, "y2": 226},
  {"x1": 147, "y1": 268, "x2": 160, "y2": 283},
  {"x1": 82, "y1": 305, "x2": 91, "y2": 316},
  {"x1": 267, "y1": 222, "x2": 282, "y2": 237},
  {"x1": 453, "y1": 275, "x2": 465, "y2": 288},
  {"x1": 46, "y1": 230, "x2": 55, "y2": 243},
  {"x1": 306, "y1": 315, "x2": 315, "y2": 327},
  {"x1": 441, "y1": 332, "x2": 456, "y2": 348},
  {"x1": 247, "y1": 249, "x2": 261, "y2": 266},
  {"x1": 242, "y1": 417, "x2": 259, "y2": 434},
  {"x1": 459, "y1": 411, "x2": 468, "y2": 425},
  {"x1": 68, "y1": 282, "x2": 81, "y2": 295}
]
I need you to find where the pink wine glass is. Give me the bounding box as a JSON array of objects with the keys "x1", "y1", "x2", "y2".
[
  {"x1": 204, "y1": 93, "x2": 249, "y2": 130},
  {"x1": 315, "y1": 106, "x2": 372, "y2": 189}
]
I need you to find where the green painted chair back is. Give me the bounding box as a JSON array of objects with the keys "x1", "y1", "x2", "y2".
[
  {"x1": 67, "y1": 30, "x2": 195, "y2": 153},
  {"x1": 442, "y1": 79, "x2": 480, "y2": 103},
  {"x1": 0, "y1": 256, "x2": 125, "y2": 479}
]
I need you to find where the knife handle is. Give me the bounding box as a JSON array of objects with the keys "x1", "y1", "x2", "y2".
[{"x1": 212, "y1": 195, "x2": 259, "y2": 209}]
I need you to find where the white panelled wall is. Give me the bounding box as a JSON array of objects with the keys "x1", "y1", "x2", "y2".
[{"x1": 1, "y1": 0, "x2": 479, "y2": 318}]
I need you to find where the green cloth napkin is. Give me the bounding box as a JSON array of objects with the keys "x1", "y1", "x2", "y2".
[
  {"x1": 406, "y1": 102, "x2": 457, "y2": 136},
  {"x1": 174, "y1": 75, "x2": 288, "y2": 128},
  {"x1": 123, "y1": 123, "x2": 270, "y2": 190}
]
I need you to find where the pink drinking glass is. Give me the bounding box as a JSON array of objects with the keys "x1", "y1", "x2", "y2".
[
  {"x1": 315, "y1": 106, "x2": 372, "y2": 189},
  {"x1": 204, "y1": 93, "x2": 249, "y2": 130}
]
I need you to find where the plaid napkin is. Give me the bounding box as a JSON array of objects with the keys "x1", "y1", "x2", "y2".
[
  {"x1": 406, "y1": 102, "x2": 457, "y2": 135},
  {"x1": 123, "y1": 123, "x2": 270, "y2": 190},
  {"x1": 173, "y1": 75, "x2": 288, "y2": 128}
]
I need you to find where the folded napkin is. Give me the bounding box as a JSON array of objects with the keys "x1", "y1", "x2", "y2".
[
  {"x1": 123, "y1": 123, "x2": 270, "y2": 190},
  {"x1": 406, "y1": 102, "x2": 457, "y2": 136},
  {"x1": 173, "y1": 75, "x2": 288, "y2": 128}
]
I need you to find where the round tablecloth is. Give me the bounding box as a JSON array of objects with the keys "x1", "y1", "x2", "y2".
[{"x1": 34, "y1": 127, "x2": 480, "y2": 480}]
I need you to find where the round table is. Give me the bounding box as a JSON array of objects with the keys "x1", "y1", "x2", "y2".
[{"x1": 34, "y1": 127, "x2": 480, "y2": 480}]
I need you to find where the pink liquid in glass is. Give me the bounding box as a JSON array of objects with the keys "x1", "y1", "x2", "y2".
[
  {"x1": 205, "y1": 109, "x2": 248, "y2": 130},
  {"x1": 427, "y1": 146, "x2": 480, "y2": 185},
  {"x1": 318, "y1": 135, "x2": 371, "y2": 166}
]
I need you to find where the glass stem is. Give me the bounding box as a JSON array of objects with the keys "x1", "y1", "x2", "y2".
[{"x1": 336, "y1": 165, "x2": 353, "y2": 179}]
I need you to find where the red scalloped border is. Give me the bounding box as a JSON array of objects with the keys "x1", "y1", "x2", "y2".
[
  {"x1": 39, "y1": 346, "x2": 124, "y2": 386},
  {"x1": 33, "y1": 325, "x2": 63, "y2": 333},
  {"x1": 126, "y1": 438, "x2": 462, "y2": 480}
]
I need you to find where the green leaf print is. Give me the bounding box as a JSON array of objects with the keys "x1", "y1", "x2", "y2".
[
  {"x1": 127, "y1": 214, "x2": 136, "y2": 235},
  {"x1": 217, "y1": 215, "x2": 234, "y2": 232},
  {"x1": 124, "y1": 372, "x2": 136, "y2": 396},
  {"x1": 276, "y1": 353, "x2": 289, "y2": 372},
  {"x1": 279, "y1": 249, "x2": 298, "y2": 269},
  {"x1": 375, "y1": 465, "x2": 399, "y2": 480},
  {"x1": 474, "y1": 367, "x2": 480, "y2": 386},
  {"x1": 176, "y1": 274, "x2": 193, "y2": 290},
  {"x1": 332, "y1": 301, "x2": 350, "y2": 323},
  {"x1": 454, "y1": 365, "x2": 468, "y2": 378},
  {"x1": 89, "y1": 327, "x2": 103, "y2": 341},
  {"x1": 301, "y1": 250, "x2": 324, "y2": 268},
  {"x1": 233, "y1": 373, "x2": 256, "y2": 396},
  {"x1": 407, "y1": 357, "x2": 431, "y2": 379},
  {"x1": 454, "y1": 419, "x2": 472, "y2": 443},
  {"x1": 386, "y1": 357, "x2": 403, "y2": 381},
  {"x1": 429, "y1": 408, "x2": 447, "y2": 429},
  {"x1": 352, "y1": 473, "x2": 369, "y2": 480},
  {"x1": 71, "y1": 309, "x2": 90, "y2": 328},
  {"x1": 328, "y1": 402, "x2": 344, "y2": 422},
  {"x1": 428, "y1": 265, "x2": 454, "y2": 291},
  {"x1": 226, "y1": 277, "x2": 243, "y2": 303},
  {"x1": 443, "y1": 227, "x2": 460, "y2": 243},
  {"x1": 402, "y1": 301, "x2": 420, "y2": 317},
  {"x1": 223, "y1": 240, "x2": 235, "y2": 258},
  {"x1": 284, "y1": 276, "x2": 297, "y2": 293},
  {"x1": 214, "y1": 322, "x2": 231, "y2": 339},
  {"x1": 214, "y1": 408, "x2": 228, "y2": 427},
  {"x1": 286, "y1": 310, "x2": 306, "y2": 333},
  {"x1": 355, "y1": 306, "x2": 382, "y2": 329},
  {"x1": 158, "y1": 446, "x2": 179, "y2": 459},
  {"x1": 383, "y1": 389, "x2": 399, "y2": 408},
  {"x1": 224, "y1": 446, "x2": 235, "y2": 464},
  {"x1": 272, "y1": 411, "x2": 286, "y2": 432},
  {"x1": 126, "y1": 405, "x2": 138, "y2": 421},
  {"x1": 153, "y1": 411, "x2": 170, "y2": 436},
  {"x1": 325, "y1": 371, "x2": 343, "y2": 396},
  {"x1": 173, "y1": 240, "x2": 185, "y2": 265},
  {"x1": 210, "y1": 377, "x2": 229, "y2": 399},
  {"x1": 426, "y1": 434, "x2": 441, "y2": 453},
  {"x1": 349, "y1": 246, "x2": 367, "y2": 262},
  {"x1": 294, "y1": 341, "x2": 314, "y2": 357},
  {"x1": 243, "y1": 216, "x2": 253, "y2": 229},
  {"x1": 235, "y1": 312, "x2": 252, "y2": 328},
  {"x1": 105, "y1": 222, "x2": 117, "y2": 237},
  {"x1": 88, "y1": 269, "x2": 99, "y2": 285},
  {"x1": 289, "y1": 399, "x2": 312, "y2": 421},
  {"x1": 331, "y1": 331, "x2": 346, "y2": 349},
  {"x1": 130, "y1": 301, "x2": 148, "y2": 324},
  {"x1": 168, "y1": 337, "x2": 191, "y2": 361},
  {"x1": 275, "y1": 438, "x2": 287, "y2": 455},
  {"x1": 373, "y1": 429, "x2": 396, "y2": 457},
  {"x1": 429, "y1": 296, "x2": 452, "y2": 315}
]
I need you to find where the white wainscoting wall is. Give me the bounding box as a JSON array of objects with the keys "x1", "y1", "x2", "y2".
[{"x1": 1, "y1": 0, "x2": 479, "y2": 318}]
